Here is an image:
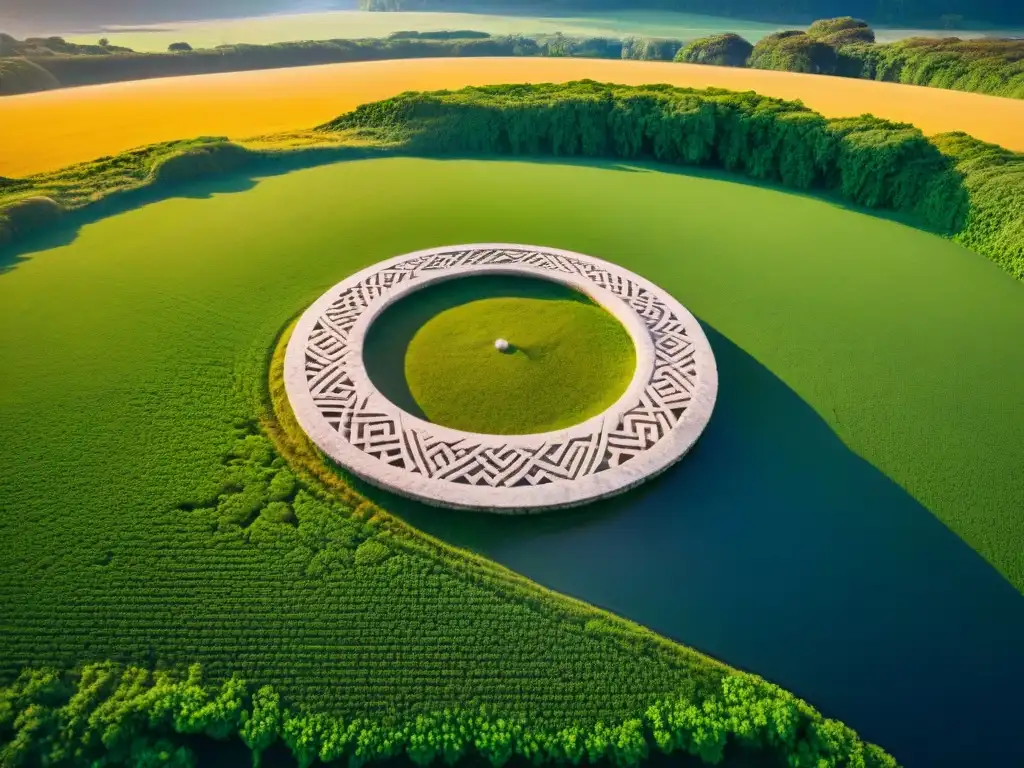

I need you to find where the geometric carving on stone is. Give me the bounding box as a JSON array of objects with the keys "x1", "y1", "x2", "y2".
[{"x1": 284, "y1": 244, "x2": 718, "y2": 512}]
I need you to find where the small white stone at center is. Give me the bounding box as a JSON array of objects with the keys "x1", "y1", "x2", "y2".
[{"x1": 494, "y1": 338, "x2": 510, "y2": 352}]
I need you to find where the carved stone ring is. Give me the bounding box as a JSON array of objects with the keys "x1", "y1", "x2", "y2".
[{"x1": 284, "y1": 244, "x2": 718, "y2": 512}]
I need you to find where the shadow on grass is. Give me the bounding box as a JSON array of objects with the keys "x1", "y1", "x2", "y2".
[
  {"x1": 0, "y1": 145, "x2": 386, "y2": 276},
  {"x1": 363, "y1": 324, "x2": 1024, "y2": 768},
  {"x1": 364, "y1": 274, "x2": 594, "y2": 420}
]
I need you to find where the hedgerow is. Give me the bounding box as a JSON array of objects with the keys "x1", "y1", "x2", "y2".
[
  {"x1": 324, "y1": 81, "x2": 967, "y2": 234},
  {"x1": 0, "y1": 661, "x2": 897, "y2": 768}
]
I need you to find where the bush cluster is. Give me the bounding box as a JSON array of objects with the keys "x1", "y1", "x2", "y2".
[
  {"x1": 672, "y1": 17, "x2": 1024, "y2": 100},
  {"x1": 0, "y1": 654, "x2": 895, "y2": 767},
  {"x1": 675, "y1": 33, "x2": 753, "y2": 67}
]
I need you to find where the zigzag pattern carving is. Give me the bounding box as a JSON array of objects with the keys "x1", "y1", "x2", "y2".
[{"x1": 302, "y1": 248, "x2": 698, "y2": 488}]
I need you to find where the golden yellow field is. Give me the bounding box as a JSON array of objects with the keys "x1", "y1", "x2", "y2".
[{"x1": 4, "y1": 57, "x2": 1023, "y2": 178}]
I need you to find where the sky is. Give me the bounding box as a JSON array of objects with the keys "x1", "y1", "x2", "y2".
[{"x1": 0, "y1": 0, "x2": 352, "y2": 36}]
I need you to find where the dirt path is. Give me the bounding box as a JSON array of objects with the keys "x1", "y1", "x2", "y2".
[{"x1": 3, "y1": 57, "x2": 1023, "y2": 177}]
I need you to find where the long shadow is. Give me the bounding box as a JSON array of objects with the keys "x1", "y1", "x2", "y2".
[
  {"x1": 371, "y1": 325, "x2": 1024, "y2": 768},
  {"x1": 0, "y1": 145, "x2": 385, "y2": 276}
]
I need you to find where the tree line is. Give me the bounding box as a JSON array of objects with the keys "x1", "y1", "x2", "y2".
[
  {"x1": 0, "y1": 31, "x2": 686, "y2": 96},
  {"x1": 4, "y1": 24, "x2": 1022, "y2": 101},
  {"x1": 358, "y1": 0, "x2": 1024, "y2": 26},
  {"x1": 676, "y1": 17, "x2": 1024, "y2": 99},
  {"x1": 0, "y1": 662, "x2": 896, "y2": 768}
]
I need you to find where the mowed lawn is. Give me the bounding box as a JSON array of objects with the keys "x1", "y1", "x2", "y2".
[
  {"x1": 366, "y1": 274, "x2": 637, "y2": 435},
  {"x1": 3, "y1": 57, "x2": 1024, "y2": 177}
]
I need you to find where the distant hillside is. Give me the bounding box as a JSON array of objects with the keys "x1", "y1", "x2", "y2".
[{"x1": 358, "y1": 0, "x2": 1024, "y2": 27}]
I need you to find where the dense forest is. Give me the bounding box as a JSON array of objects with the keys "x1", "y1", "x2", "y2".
[{"x1": 358, "y1": 0, "x2": 1024, "y2": 27}]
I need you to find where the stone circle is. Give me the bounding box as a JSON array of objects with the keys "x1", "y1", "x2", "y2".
[{"x1": 284, "y1": 244, "x2": 718, "y2": 513}]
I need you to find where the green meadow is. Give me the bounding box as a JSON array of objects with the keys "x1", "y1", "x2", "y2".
[
  {"x1": 2, "y1": 155, "x2": 1024, "y2": 765},
  {"x1": 366, "y1": 275, "x2": 636, "y2": 434}
]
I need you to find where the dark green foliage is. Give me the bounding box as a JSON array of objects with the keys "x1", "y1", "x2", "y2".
[
  {"x1": 674, "y1": 33, "x2": 753, "y2": 67},
  {"x1": 668, "y1": 17, "x2": 1024, "y2": 100},
  {"x1": 168, "y1": 42, "x2": 193, "y2": 52},
  {"x1": 748, "y1": 31, "x2": 839, "y2": 75},
  {"x1": 356, "y1": 0, "x2": 1022, "y2": 27},
  {"x1": 387, "y1": 30, "x2": 492, "y2": 40},
  {"x1": 150, "y1": 142, "x2": 257, "y2": 184},
  {"x1": 806, "y1": 17, "x2": 876, "y2": 45},
  {"x1": 933, "y1": 132, "x2": 1024, "y2": 277},
  {"x1": 0, "y1": 57, "x2": 60, "y2": 95},
  {"x1": 839, "y1": 37, "x2": 1024, "y2": 99},
  {"x1": 0, "y1": 196, "x2": 61, "y2": 248},
  {"x1": 0, "y1": 34, "x2": 133, "y2": 57},
  {"x1": 326, "y1": 81, "x2": 965, "y2": 233},
  {"x1": 621, "y1": 36, "x2": 683, "y2": 61},
  {"x1": 0, "y1": 661, "x2": 895, "y2": 768}
]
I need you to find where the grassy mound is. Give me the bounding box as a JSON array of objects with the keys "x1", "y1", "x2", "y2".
[
  {"x1": 748, "y1": 31, "x2": 839, "y2": 75},
  {"x1": 0, "y1": 57, "x2": 60, "y2": 95},
  {"x1": 674, "y1": 33, "x2": 753, "y2": 67},
  {"x1": 365, "y1": 275, "x2": 635, "y2": 434}
]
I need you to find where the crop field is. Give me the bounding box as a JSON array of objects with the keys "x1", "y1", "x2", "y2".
[
  {"x1": 3, "y1": 151, "x2": 1024, "y2": 766},
  {"x1": 365, "y1": 274, "x2": 636, "y2": 434},
  {"x1": 4, "y1": 57, "x2": 1024, "y2": 178}
]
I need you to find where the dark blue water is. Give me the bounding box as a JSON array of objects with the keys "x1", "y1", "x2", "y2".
[{"x1": 378, "y1": 325, "x2": 1024, "y2": 768}]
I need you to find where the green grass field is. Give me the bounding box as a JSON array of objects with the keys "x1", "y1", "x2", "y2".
[
  {"x1": 2, "y1": 154, "x2": 1024, "y2": 764},
  {"x1": 364, "y1": 274, "x2": 636, "y2": 434}
]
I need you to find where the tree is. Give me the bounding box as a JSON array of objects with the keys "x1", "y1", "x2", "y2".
[
  {"x1": 98, "y1": 38, "x2": 110, "y2": 47},
  {"x1": 675, "y1": 33, "x2": 753, "y2": 67},
  {"x1": 168, "y1": 42, "x2": 193, "y2": 52}
]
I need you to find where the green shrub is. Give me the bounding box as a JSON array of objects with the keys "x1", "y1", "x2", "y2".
[
  {"x1": 674, "y1": 33, "x2": 753, "y2": 67},
  {"x1": 150, "y1": 142, "x2": 256, "y2": 184},
  {"x1": 934, "y1": 132, "x2": 1024, "y2": 278},
  {"x1": 0, "y1": 663, "x2": 894, "y2": 768},
  {"x1": 621, "y1": 36, "x2": 683, "y2": 61},
  {"x1": 807, "y1": 17, "x2": 876, "y2": 45},
  {"x1": 0, "y1": 57, "x2": 60, "y2": 95},
  {"x1": 0, "y1": 196, "x2": 63, "y2": 247},
  {"x1": 386, "y1": 30, "x2": 491, "y2": 40},
  {"x1": 354, "y1": 538, "x2": 391, "y2": 566},
  {"x1": 748, "y1": 31, "x2": 839, "y2": 75}
]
